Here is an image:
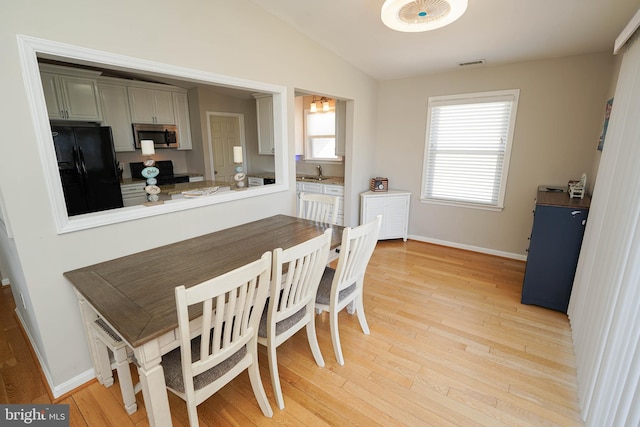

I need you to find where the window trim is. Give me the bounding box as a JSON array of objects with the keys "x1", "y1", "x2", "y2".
[
  {"x1": 420, "y1": 89, "x2": 520, "y2": 211},
  {"x1": 303, "y1": 108, "x2": 342, "y2": 162}
]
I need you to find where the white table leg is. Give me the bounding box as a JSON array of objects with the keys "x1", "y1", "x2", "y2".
[
  {"x1": 134, "y1": 342, "x2": 173, "y2": 427},
  {"x1": 75, "y1": 292, "x2": 111, "y2": 385}
]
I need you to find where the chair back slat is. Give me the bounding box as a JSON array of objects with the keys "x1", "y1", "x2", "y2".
[
  {"x1": 271, "y1": 229, "x2": 332, "y2": 324},
  {"x1": 299, "y1": 193, "x2": 340, "y2": 225},
  {"x1": 335, "y1": 215, "x2": 381, "y2": 292},
  {"x1": 176, "y1": 252, "x2": 271, "y2": 379}
]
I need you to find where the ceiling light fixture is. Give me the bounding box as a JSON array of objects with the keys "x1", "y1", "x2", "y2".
[{"x1": 381, "y1": 0, "x2": 468, "y2": 33}]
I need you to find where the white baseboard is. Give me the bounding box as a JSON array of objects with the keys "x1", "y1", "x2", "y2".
[
  {"x1": 408, "y1": 234, "x2": 527, "y2": 261},
  {"x1": 14, "y1": 308, "x2": 95, "y2": 399},
  {"x1": 1, "y1": 278, "x2": 10, "y2": 286}
]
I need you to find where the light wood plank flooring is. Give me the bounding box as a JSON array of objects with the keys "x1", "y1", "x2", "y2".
[{"x1": 0, "y1": 240, "x2": 583, "y2": 426}]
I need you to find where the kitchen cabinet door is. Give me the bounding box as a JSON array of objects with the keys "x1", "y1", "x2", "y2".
[
  {"x1": 99, "y1": 82, "x2": 134, "y2": 152},
  {"x1": 254, "y1": 95, "x2": 274, "y2": 155},
  {"x1": 173, "y1": 92, "x2": 192, "y2": 150},
  {"x1": 334, "y1": 99, "x2": 346, "y2": 156},
  {"x1": 41, "y1": 72, "x2": 65, "y2": 120},
  {"x1": 128, "y1": 87, "x2": 175, "y2": 124},
  {"x1": 41, "y1": 72, "x2": 102, "y2": 121}
]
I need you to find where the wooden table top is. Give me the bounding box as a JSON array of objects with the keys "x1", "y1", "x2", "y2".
[{"x1": 65, "y1": 215, "x2": 342, "y2": 347}]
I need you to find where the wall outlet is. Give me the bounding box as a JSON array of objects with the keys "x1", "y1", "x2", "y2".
[{"x1": 19, "y1": 292, "x2": 26, "y2": 310}]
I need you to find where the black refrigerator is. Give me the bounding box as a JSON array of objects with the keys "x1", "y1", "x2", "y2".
[{"x1": 51, "y1": 125, "x2": 123, "y2": 216}]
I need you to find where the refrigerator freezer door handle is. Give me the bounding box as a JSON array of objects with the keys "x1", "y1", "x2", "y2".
[
  {"x1": 73, "y1": 146, "x2": 82, "y2": 177},
  {"x1": 78, "y1": 147, "x2": 88, "y2": 177}
]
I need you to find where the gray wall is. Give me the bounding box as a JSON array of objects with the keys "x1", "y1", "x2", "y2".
[
  {"x1": 0, "y1": 0, "x2": 377, "y2": 395},
  {"x1": 0, "y1": 0, "x2": 622, "y2": 398},
  {"x1": 375, "y1": 53, "x2": 615, "y2": 257}
]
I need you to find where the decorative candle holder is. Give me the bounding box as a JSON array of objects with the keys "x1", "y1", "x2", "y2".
[
  {"x1": 140, "y1": 140, "x2": 162, "y2": 205},
  {"x1": 233, "y1": 146, "x2": 246, "y2": 189}
]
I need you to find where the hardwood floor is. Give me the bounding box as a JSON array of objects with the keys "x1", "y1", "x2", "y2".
[{"x1": 0, "y1": 240, "x2": 583, "y2": 426}]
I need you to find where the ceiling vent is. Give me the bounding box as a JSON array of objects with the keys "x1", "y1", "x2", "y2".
[{"x1": 458, "y1": 59, "x2": 486, "y2": 67}]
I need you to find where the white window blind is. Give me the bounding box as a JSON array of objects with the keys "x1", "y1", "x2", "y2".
[
  {"x1": 421, "y1": 90, "x2": 519, "y2": 210},
  {"x1": 304, "y1": 110, "x2": 340, "y2": 160}
]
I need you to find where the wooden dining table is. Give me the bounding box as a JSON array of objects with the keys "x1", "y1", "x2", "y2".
[{"x1": 64, "y1": 214, "x2": 343, "y2": 427}]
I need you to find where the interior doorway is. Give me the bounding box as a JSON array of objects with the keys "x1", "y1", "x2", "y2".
[{"x1": 207, "y1": 112, "x2": 245, "y2": 183}]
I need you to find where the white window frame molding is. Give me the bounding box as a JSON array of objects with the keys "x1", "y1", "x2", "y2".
[
  {"x1": 16, "y1": 35, "x2": 289, "y2": 234},
  {"x1": 420, "y1": 89, "x2": 520, "y2": 211},
  {"x1": 303, "y1": 108, "x2": 342, "y2": 163}
]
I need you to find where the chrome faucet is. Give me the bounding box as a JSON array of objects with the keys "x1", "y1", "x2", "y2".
[{"x1": 317, "y1": 165, "x2": 323, "y2": 178}]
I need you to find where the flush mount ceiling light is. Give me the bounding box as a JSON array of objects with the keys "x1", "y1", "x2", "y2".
[{"x1": 381, "y1": 0, "x2": 468, "y2": 32}]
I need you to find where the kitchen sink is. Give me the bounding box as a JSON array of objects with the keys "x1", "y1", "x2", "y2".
[{"x1": 298, "y1": 175, "x2": 332, "y2": 181}]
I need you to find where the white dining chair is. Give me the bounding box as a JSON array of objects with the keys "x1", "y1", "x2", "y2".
[
  {"x1": 89, "y1": 318, "x2": 139, "y2": 414},
  {"x1": 258, "y1": 228, "x2": 332, "y2": 410},
  {"x1": 315, "y1": 215, "x2": 382, "y2": 365},
  {"x1": 298, "y1": 192, "x2": 340, "y2": 225},
  {"x1": 161, "y1": 252, "x2": 273, "y2": 427}
]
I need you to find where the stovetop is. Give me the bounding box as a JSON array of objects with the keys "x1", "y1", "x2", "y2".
[{"x1": 129, "y1": 160, "x2": 190, "y2": 185}]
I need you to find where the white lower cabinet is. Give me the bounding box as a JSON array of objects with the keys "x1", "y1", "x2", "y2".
[
  {"x1": 296, "y1": 182, "x2": 344, "y2": 226},
  {"x1": 120, "y1": 182, "x2": 147, "y2": 207},
  {"x1": 360, "y1": 190, "x2": 411, "y2": 241}
]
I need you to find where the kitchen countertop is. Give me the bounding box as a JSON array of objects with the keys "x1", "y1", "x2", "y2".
[
  {"x1": 247, "y1": 174, "x2": 344, "y2": 185},
  {"x1": 296, "y1": 176, "x2": 344, "y2": 185},
  {"x1": 120, "y1": 178, "x2": 146, "y2": 186},
  {"x1": 161, "y1": 180, "x2": 233, "y2": 196}
]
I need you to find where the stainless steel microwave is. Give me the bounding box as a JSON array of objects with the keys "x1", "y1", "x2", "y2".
[{"x1": 132, "y1": 123, "x2": 178, "y2": 149}]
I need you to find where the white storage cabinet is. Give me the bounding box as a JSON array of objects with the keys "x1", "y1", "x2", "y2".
[
  {"x1": 360, "y1": 190, "x2": 411, "y2": 241},
  {"x1": 296, "y1": 182, "x2": 344, "y2": 226},
  {"x1": 120, "y1": 182, "x2": 147, "y2": 207}
]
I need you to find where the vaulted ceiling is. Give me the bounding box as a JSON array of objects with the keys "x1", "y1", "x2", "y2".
[{"x1": 250, "y1": 0, "x2": 640, "y2": 80}]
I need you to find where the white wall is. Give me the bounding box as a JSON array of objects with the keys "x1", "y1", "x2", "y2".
[
  {"x1": 375, "y1": 53, "x2": 614, "y2": 257},
  {"x1": 0, "y1": 0, "x2": 377, "y2": 395}
]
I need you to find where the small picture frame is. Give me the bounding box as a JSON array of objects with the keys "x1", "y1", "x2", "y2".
[{"x1": 597, "y1": 98, "x2": 613, "y2": 151}]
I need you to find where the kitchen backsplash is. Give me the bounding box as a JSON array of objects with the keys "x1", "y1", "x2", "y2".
[{"x1": 295, "y1": 157, "x2": 345, "y2": 177}]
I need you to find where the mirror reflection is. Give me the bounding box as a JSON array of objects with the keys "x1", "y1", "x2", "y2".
[{"x1": 38, "y1": 58, "x2": 276, "y2": 216}]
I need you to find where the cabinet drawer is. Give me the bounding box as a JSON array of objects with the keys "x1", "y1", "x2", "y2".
[
  {"x1": 323, "y1": 185, "x2": 344, "y2": 196},
  {"x1": 120, "y1": 183, "x2": 146, "y2": 194},
  {"x1": 300, "y1": 182, "x2": 323, "y2": 193}
]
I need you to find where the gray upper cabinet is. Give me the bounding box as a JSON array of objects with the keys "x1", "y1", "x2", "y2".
[
  {"x1": 98, "y1": 79, "x2": 135, "y2": 152},
  {"x1": 173, "y1": 92, "x2": 192, "y2": 150},
  {"x1": 40, "y1": 65, "x2": 102, "y2": 122},
  {"x1": 40, "y1": 64, "x2": 194, "y2": 151},
  {"x1": 254, "y1": 94, "x2": 274, "y2": 155},
  {"x1": 335, "y1": 99, "x2": 346, "y2": 156},
  {"x1": 128, "y1": 86, "x2": 175, "y2": 125}
]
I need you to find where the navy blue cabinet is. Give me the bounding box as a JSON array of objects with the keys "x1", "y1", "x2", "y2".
[{"x1": 521, "y1": 190, "x2": 590, "y2": 313}]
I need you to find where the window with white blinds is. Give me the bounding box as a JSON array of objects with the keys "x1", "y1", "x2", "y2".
[
  {"x1": 421, "y1": 90, "x2": 520, "y2": 210},
  {"x1": 304, "y1": 110, "x2": 341, "y2": 161}
]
